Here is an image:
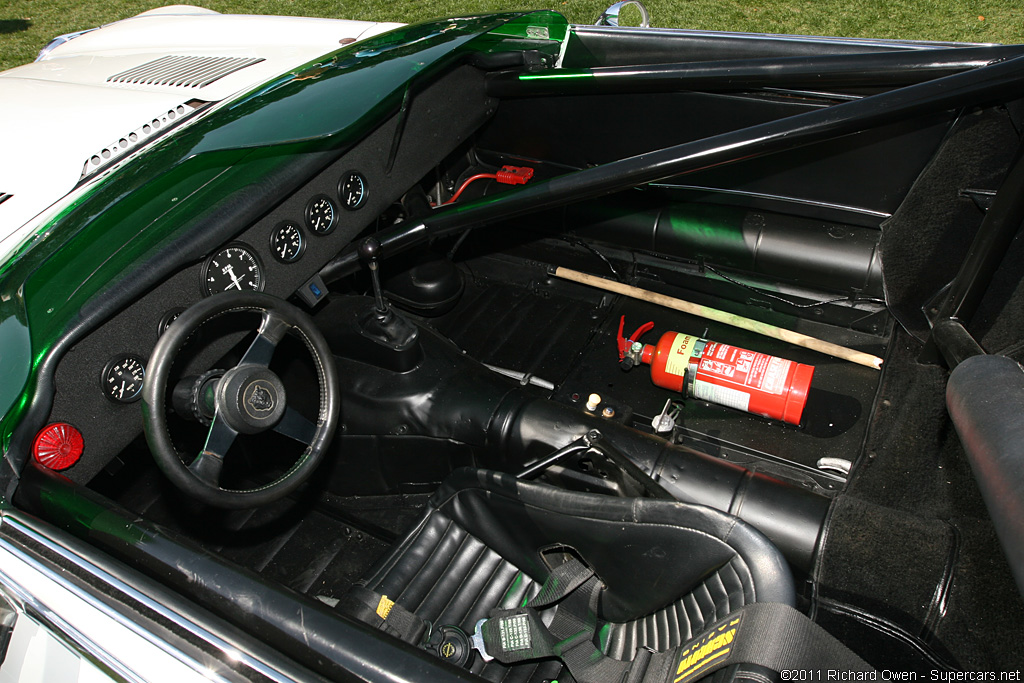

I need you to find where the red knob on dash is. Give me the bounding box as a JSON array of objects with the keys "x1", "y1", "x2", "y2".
[{"x1": 32, "y1": 422, "x2": 84, "y2": 471}]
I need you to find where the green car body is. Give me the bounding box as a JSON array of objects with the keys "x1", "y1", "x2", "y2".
[{"x1": 0, "y1": 11, "x2": 568, "y2": 465}]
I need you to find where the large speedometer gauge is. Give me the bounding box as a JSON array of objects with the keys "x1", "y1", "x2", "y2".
[{"x1": 202, "y1": 243, "x2": 265, "y2": 296}]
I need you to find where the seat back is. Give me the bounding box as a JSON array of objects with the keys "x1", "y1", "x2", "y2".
[{"x1": 362, "y1": 469, "x2": 794, "y2": 625}]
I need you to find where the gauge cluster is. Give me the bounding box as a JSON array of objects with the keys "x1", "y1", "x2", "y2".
[
  {"x1": 51, "y1": 157, "x2": 384, "y2": 484},
  {"x1": 197, "y1": 172, "x2": 367, "y2": 295},
  {"x1": 49, "y1": 147, "x2": 392, "y2": 484}
]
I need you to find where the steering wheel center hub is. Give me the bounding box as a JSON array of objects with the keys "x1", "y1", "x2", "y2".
[{"x1": 217, "y1": 365, "x2": 288, "y2": 434}]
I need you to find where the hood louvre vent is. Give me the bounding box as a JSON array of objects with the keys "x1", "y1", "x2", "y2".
[
  {"x1": 107, "y1": 56, "x2": 264, "y2": 89},
  {"x1": 0, "y1": 194, "x2": 11, "y2": 206},
  {"x1": 79, "y1": 100, "x2": 211, "y2": 183}
]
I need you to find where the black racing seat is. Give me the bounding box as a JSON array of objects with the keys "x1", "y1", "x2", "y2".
[{"x1": 343, "y1": 468, "x2": 796, "y2": 682}]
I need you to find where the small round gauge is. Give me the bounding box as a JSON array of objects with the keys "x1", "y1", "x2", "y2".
[
  {"x1": 202, "y1": 243, "x2": 265, "y2": 296},
  {"x1": 305, "y1": 195, "x2": 337, "y2": 235},
  {"x1": 339, "y1": 172, "x2": 368, "y2": 211},
  {"x1": 157, "y1": 307, "x2": 186, "y2": 337},
  {"x1": 270, "y1": 221, "x2": 305, "y2": 263},
  {"x1": 101, "y1": 355, "x2": 146, "y2": 404}
]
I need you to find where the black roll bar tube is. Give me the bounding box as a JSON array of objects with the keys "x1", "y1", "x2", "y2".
[
  {"x1": 319, "y1": 51, "x2": 1024, "y2": 283},
  {"x1": 485, "y1": 45, "x2": 1024, "y2": 97}
]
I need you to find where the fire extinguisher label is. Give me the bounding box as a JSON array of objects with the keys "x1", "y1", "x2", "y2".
[
  {"x1": 665, "y1": 333, "x2": 700, "y2": 379},
  {"x1": 692, "y1": 380, "x2": 751, "y2": 412},
  {"x1": 699, "y1": 344, "x2": 793, "y2": 396},
  {"x1": 760, "y1": 357, "x2": 791, "y2": 395},
  {"x1": 700, "y1": 359, "x2": 735, "y2": 378}
]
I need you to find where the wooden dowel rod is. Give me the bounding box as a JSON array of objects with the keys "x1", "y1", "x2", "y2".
[{"x1": 554, "y1": 267, "x2": 883, "y2": 370}]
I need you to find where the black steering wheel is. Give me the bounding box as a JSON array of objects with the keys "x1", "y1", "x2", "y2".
[{"x1": 142, "y1": 292, "x2": 340, "y2": 508}]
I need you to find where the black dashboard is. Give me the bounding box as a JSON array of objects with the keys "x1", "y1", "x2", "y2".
[{"x1": 48, "y1": 65, "x2": 496, "y2": 483}]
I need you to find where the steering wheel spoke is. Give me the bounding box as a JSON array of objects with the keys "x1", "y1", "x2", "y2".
[
  {"x1": 274, "y1": 408, "x2": 318, "y2": 445},
  {"x1": 240, "y1": 311, "x2": 292, "y2": 367},
  {"x1": 188, "y1": 451, "x2": 225, "y2": 486},
  {"x1": 188, "y1": 416, "x2": 238, "y2": 486}
]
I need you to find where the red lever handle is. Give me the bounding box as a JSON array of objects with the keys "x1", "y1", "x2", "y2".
[{"x1": 617, "y1": 316, "x2": 654, "y2": 361}]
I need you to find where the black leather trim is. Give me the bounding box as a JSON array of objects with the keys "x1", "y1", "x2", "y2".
[
  {"x1": 430, "y1": 469, "x2": 795, "y2": 621},
  {"x1": 603, "y1": 556, "x2": 755, "y2": 657},
  {"x1": 354, "y1": 469, "x2": 794, "y2": 681},
  {"x1": 946, "y1": 354, "x2": 1024, "y2": 598},
  {"x1": 359, "y1": 510, "x2": 556, "y2": 681}
]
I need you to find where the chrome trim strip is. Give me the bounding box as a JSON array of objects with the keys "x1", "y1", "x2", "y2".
[
  {"x1": 0, "y1": 546, "x2": 154, "y2": 683},
  {"x1": 35, "y1": 28, "x2": 98, "y2": 62},
  {"x1": 0, "y1": 513, "x2": 303, "y2": 683},
  {"x1": 761, "y1": 87, "x2": 863, "y2": 102}
]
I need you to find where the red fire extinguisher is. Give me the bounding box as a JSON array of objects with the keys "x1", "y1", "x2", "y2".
[{"x1": 617, "y1": 317, "x2": 814, "y2": 425}]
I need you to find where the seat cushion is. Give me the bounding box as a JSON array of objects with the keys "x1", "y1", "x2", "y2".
[
  {"x1": 351, "y1": 469, "x2": 795, "y2": 681},
  {"x1": 361, "y1": 511, "x2": 561, "y2": 681}
]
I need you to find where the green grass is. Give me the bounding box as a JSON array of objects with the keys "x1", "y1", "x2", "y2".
[{"x1": 2, "y1": 0, "x2": 1023, "y2": 72}]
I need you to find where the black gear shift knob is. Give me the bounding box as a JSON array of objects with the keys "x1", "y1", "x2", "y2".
[{"x1": 359, "y1": 236, "x2": 382, "y2": 262}]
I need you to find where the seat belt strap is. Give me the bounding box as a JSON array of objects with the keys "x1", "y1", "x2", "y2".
[
  {"x1": 477, "y1": 570, "x2": 875, "y2": 683},
  {"x1": 666, "y1": 602, "x2": 874, "y2": 682},
  {"x1": 336, "y1": 585, "x2": 429, "y2": 645},
  {"x1": 525, "y1": 556, "x2": 596, "y2": 608},
  {"x1": 478, "y1": 558, "x2": 640, "y2": 682}
]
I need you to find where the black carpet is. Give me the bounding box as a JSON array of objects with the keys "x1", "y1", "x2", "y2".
[
  {"x1": 879, "y1": 107, "x2": 1019, "y2": 342},
  {"x1": 817, "y1": 329, "x2": 1024, "y2": 669}
]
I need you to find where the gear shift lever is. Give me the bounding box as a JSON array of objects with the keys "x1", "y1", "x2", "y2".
[
  {"x1": 359, "y1": 236, "x2": 389, "y2": 318},
  {"x1": 352, "y1": 235, "x2": 422, "y2": 371}
]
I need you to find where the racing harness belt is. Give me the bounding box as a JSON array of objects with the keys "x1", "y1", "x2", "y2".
[{"x1": 339, "y1": 556, "x2": 874, "y2": 682}]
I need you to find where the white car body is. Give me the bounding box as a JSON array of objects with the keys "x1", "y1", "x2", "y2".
[
  {"x1": 0, "y1": 5, "x2": 402, "y2": 262},
  {"x1": 0, "y1": 10, "x2": 405, "y2": 678}
]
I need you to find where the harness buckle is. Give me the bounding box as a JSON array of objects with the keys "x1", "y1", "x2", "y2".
[{"x1": 471, "y1": 618, "x2": 494, "y2": 661}]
